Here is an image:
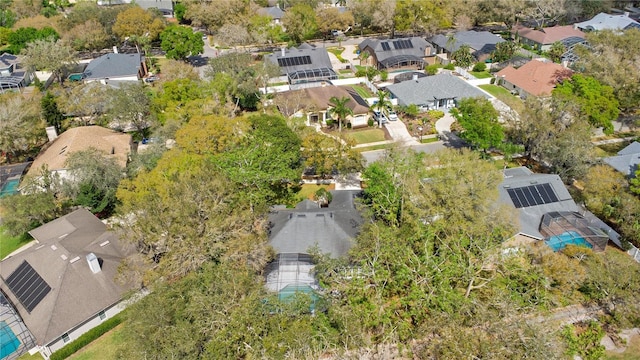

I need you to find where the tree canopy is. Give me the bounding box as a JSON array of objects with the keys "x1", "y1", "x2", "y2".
[
  {"x1": 160, "y1": 25, "x2": 204, "y2": 61},
  {"x1": 450, "y1": 97, "x2": 504, "y2": 152}
]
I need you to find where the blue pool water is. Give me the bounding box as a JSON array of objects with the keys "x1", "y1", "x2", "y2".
[
  {"x1": 545, "y1": 231, "x2": 592, "y2": 252},
  {"x1": 0, "y1": 321, "x2": 20, "y2": 360},
  {"x1": 0, "y1": 179, "x2": 19, "y2": 198}
]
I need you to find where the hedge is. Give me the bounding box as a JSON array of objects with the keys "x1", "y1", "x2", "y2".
[{"x1": 49, "y1": 313, "x2": 124, "y2": 360}]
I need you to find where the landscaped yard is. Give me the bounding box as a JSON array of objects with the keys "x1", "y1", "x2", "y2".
[
  {"x1": 471, "y1": 71, "x2": 492, "y2": 79},
  {"x1": 327, "y1": 47, "x2": 348, "y2": 63},
  {"x1": 0, "y1": 225, "x2": 33, "y2": 260},
  {"x1": 67, "y1": 324, "x2": 127, "y2": 360},
  {"x1": 296, "y1": 184, "x2": 335, "y2": 201},
  {"x1": 344, "y1": 128, "x2": 386, "y2": 144},
  {"x1": 478, "y1": 84, "x2": 525, "y2": 115},
  {"x1": 351, "y1": 85, "x2": 373, "y2": 98}
]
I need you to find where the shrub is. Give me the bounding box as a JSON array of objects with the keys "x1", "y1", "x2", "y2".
[
  {"x1": 325, "y1": 119, "x2": 334, "y2": 127},
  {"x1": 472, "y1": 62, "x2": 486, "y2": 72},
  {"x1": 444, "y1": 63, "x2": 455, "y2": 70},
  {"x1": 425, "y1": 64, "x2": 440, "y2": 75},
  {"x1": 346, "y1": 122, "x2": 352, "y2": 129},
  {"x1": 490, "y1": 77, "x2": 496, "y2": 84},
  {"x1": 50, "y1": 313, "x2": 124, "y2": 360},
  {"x1": 427, "y1": 110, "x2": 445, "y2": 120},
  {"x1": 367, "y1": 118, "x2": 374, "y2": 127},
  {"x1": 379, "y1": 70, "x2": 388, "y2": 81}
]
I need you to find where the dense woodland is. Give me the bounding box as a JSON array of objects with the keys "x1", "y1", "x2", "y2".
[{"x1": 1, "y1": 0, "x2": 640, "y2": 358}]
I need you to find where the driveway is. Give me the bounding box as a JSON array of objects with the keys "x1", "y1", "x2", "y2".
[{"x1": 384, "y1": 120, "x2": 421, "y2": 146}]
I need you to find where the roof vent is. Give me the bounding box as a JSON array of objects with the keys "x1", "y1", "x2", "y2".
[
  {"x1": 99, "y1": 240, "x2": 110, "y2": 247},
  {"x1": 70, "y1": 256, "x2": 80, "y2": 264},
  {"x1": 86, "y1": 253, "x2": 101, "y2": 274},
  {"x1": 60, "y1": 254, "x2": 67, "y2": 261},
  {"x1": 50, "y1": 245, "x2": 57, "y2": 251}
]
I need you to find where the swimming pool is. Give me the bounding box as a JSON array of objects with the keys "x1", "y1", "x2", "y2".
[
  {"x1": 545, "y1": 231, "x2": 593, "y2": 252},
  {"x1": 0, "y1": 179, "x2": 19, "y2": 198},
  {"x1": 0, "y1": 321, "x2": 20, "y2": 360}
]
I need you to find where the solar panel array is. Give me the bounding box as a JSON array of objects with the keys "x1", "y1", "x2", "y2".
[
  {"x1": 381, "y1": 42, "x2": 391, "y2": 51},
  {"x1": 507, "y1": 183, "x2": 559, "y2": 209},
  {"x1": 392, "y1": 39, "x2": 414, "y2": 49},
  {"x1": 277, "y1": 56, "x2": 312, "y2": 67},
  {"x1": 5, "y1": 260, "x2": 51, "y2": 313}
]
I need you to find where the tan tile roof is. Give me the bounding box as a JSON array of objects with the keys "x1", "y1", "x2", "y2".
[
  {"x1": 278, "y1": 85, "x2": 370, "y2": 115},
  {"x1": 496, "y1": 60, "x2": 573, "y2": 97},
  {"x1": 512, "y1": 25, "x2": 585, "y2": 45},
  {"x1": 27, "y1": 126, "x2": 131, "y2": 177}
]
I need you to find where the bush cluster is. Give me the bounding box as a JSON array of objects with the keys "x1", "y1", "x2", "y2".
[{"x1": 49, "y1": 313, "x2": 123, "y2": 360}]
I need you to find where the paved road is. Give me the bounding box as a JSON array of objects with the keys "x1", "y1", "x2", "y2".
[{"x1": 361, "y1": 140, "x2": 450, "y2": 164}]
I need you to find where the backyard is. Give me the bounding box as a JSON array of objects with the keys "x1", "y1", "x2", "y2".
[
  {"x1": 351, "y1": 84, "x2": 374, "y2": 98},
  {"x1": 470, "y1": 71, "x2": 492, "y2": 79},
  {"x1": 0, "y1": 225, "x2": 32, "y2": 260},
  {"x1": 478, "y1": 84, "x2": 525, "y2": 115}
]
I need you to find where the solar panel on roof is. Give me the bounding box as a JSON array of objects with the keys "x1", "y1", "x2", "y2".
[
  {"x1": 381, "y1": 42, "x2": 391, "y2": 51},
  {"x1": 507, "y1": 184, "x2": 560, "y2": 209},
  {"x1": 277, "y1": 55, "x2": 312, "y2": 68},
  {"x1": 5, "y1": 260, "x2": 51, "y2": 313}
]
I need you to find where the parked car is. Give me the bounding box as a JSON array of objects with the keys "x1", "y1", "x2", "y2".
[
  {"x1": 144, "y1": 75, "x2": 159, "y2": 83},
  {"x1": 372, "y1": 110, "x2": 388, "y2": 124},
  {"x1": 387, "y1": 110, "x2": 399, "y2": 121}
]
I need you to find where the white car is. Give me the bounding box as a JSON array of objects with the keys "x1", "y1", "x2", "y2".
[
  {"x1": 387, "y1": 110, "x2": 399, "y2": 121},
  {"x1": 372, "y1": 110, "x2": 388, "y2": 124}
]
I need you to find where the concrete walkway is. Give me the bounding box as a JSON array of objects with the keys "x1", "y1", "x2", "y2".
[{"x1": 384, "y1": 120, "x2": 421, "y2": 146}]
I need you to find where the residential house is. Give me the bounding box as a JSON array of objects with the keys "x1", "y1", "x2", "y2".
[
  {"x1": 357, "y1": 37, "x2": 436, "y2": 70},
  {"x1": 495, "y1": 59, "x2": 573, "y2": 98},
  {"x1": 574, "y1": 12, "x2": 640, "y2": 31},
  {"x1": 266, "y1": 44, "x2": 337, "y2": 85},
  {"x1": 82, "y1": 53, "x2": 147, "y2": 84},
  {"x1": 96, "y1": 0, "x2": 174, "y2": 17},
  {"x1": 603, "y1": 141, "x2": 640, "y2": 178},
  {"x1": 258, "y1": 6, "x2": 285, "y2": 25},
  {"x1": 277, "y1": 84, "x2": 370, "y2": 127},
  {"x1": 265, "y1": 191, "x2": 362, "y2": 296},
  {"x1": 0, "y1": 209, "x2": 135, "y2": 359},
  {"x1": 0, "y1": 54, "x2": 33, "y2": 94},
  {"x1": 430, "y1": 30, "x2": 506, "y2": 62},
  {"x1": 498, "y1": 167, "x2": 610, "y2": 252},
  {"x1": 25, "y1": 126, "x2": 131, "y2": 181},
  {"x1": 511, "y1": 24, "x2": 585, "y2": 51},
  {"x1": 385, "y1": 72, "x2": 488, "y2": 110}
]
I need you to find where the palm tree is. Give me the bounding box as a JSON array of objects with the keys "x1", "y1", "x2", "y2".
[
  {"x1": 328, "y1": 96, "x2": 353, "y2": 132},
  {"x1": 373, "y1": 90, "x2": 392, "y2": 119},
  {"x1": 451, "y1": 44, "x2": 474, "y2": 69}
]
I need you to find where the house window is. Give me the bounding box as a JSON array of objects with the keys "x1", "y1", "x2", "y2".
[
  {"x1": 99, "y1": 310, "x2": 106, "y2": 320},
  {"x1": 62, "y1": 333, "x2": 70, "y2": 343}
]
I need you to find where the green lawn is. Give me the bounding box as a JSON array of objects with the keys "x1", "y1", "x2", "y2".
[
  {"x1": 344, "y1": 129, "x2": 386, "y2": 144},
  {"x1": 470, "y1": 71, "x2": 492, "y2": 79},
  {"x1": 355, "y1": 143, "x2": 393, "y2": 152},
  {"x1": 478, "y1": 84, "x2": 525, "y2": 115},
  {"x1": 351, "y1": 85, "x2": 373, "y2": 98},
  {"x1": 420, "y1": 136, "x2": 440, "y2": 144},
  {"x1": 326, "y1": 47, "x2": 348, "y2": 63},
  {"x1": 296, "y1": 184, "x2": 334, "y2": 201},
  {"x1": 0, "y1": 225, "x2": 33, "y2": 260},
  {"x1": 17, "y1": 352, "x2": 43, "y2": 360},
  {"x1": 68, "y1": 324, "x2": 127, "y2": 360}
]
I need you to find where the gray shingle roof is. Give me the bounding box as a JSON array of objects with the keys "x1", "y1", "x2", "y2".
[
  {"x1": 574, "y1": 12, "x2": 640, "y2": 31},
  {"x1": 430, "y1": 30, "x2": 505, "y2": 57},
  {"x1": 268, "y1": 190, "x2": 362, "y2": 258},
  {"x1": 358, "y1": 37, "x2": 434, "y2": 63},
  {"x1": 0, "y1": 209, "x2": 134, "y2": 346},
  {"x1": 603, "y1": 141, "x2": 640, "y2": 177},
  {"x1": 266, "y1": 44, "x2": 334, "y2": 76},
  {"x1": 83, "y1": 53, "x2": 143, "y2": 81},
  {"x1": 385, "y1": 73, "x2": 489, "y2": 107},
  {"x1": 258, "y1": 6, "x2": 285, "y2": 19},
  {"x1": 498, "y1": 167, "x2": 579, "y2": 239}
]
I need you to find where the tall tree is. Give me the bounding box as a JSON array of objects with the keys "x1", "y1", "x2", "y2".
[
  {"x1": 451, "y1": 44, "x2": 474, "y2": 68},
  {"x1": 112, "y1": 6, "x2": 165, "y2": 47},
  {"x1": 372, "y1": 90, "x2": 392, "y2": 119},
  {"x1": 21, "y1": 38, "x2": 76, "y2": 84},
  {"x1": 552, "y1": 74, "x2": 619, "y2": 135},
  {"x1": 105, "y1": 82, "x2": 155, "y2": 139},
  {"x1": 492, "y1": 41, "x2": 517, "y2": 62},
  {"x1": 63, "y1": 19, "x2": 112, "y2": 52},
  {"x1": 40, "y1": 91, "x2": 64, "y2": 134},
  {"x1": 0, "y1": 93, "x2": 46, "y2": 162},
  {"x1": 394, "y1": 0, "x2": 451, "y2": 35},
  {"x1": 160, "y1": 25, "x2": 204, "y2": 61},
  {"x1": 450, "y1": 97, "x2": 504, "y2": 152},
  {"x1": 315, "y1": 7, "x2": 354, "y2": 38},
  {"x1": 328, "y1": 96, "x2": 353, "y2": 132},
  {"x1": 282, "y1": 4, "x2": 317, "y2": 44}
]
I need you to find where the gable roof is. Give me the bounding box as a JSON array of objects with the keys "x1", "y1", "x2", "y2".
[
  {"x1": 496, "y1": 60, "x2": 573, "y2": 96},
  {"x1": 258, "y1": 6, "x2": 285, "y2": 19},
  {"x1": 512, "y1": 25, "x2": 585, "y2": 45},
  {"x1": 83, "y1": 53, "x2": 143, "y2": 81},
  {"x1": 278, "y1": 85, "x2": 370, "y2": 116},
  {"x1": 430, "y1": 30, "x2": 505, "y2": 57},
  {"x1": 358, "y1": 37, "x2": 434, "y2": 65},
  {"x1": 603, "y1": 141, "x2": 640, "y2": 177},
  {"x1": 266, "y1": 44, "x2": 333, "y2": 76},
  {"x1": 0, "y1": 53, "x2": 19, "y2": 69},
  {"x1": 268, "y1": 190, "x2": 362, "y2": 258},
  {"x1": 26, "y1": 126, "x2": 131, "y2": 178},
  {"x1": 498, "y1": 167, "x2": 579, "y2": 239},
  {"x1": 0, "y1": 209, "x2": 134, "y2": 346},
  {"x1": 574, "y1": 12, "x2": 640, "y2": 31},
  {"x1": 385, "y1": 73, "x2": 489, "y2": 106}
]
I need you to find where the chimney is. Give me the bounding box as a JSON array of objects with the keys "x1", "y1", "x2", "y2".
[
  {"x1": 86, "y1": 253, "x2": 101, "y2": 274},
  {"x1": 412, "y1": 73, "x2": 419, "y2": 81},
  {"x1": 113, "y1": 46, "x2": 118, "y2": 54},
  {"x1": 281, "y1": 47, "x2": 286, "y2": 56},
  {"x1": 45, "y1": 126, "x2": 58, "y2": 142}
]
